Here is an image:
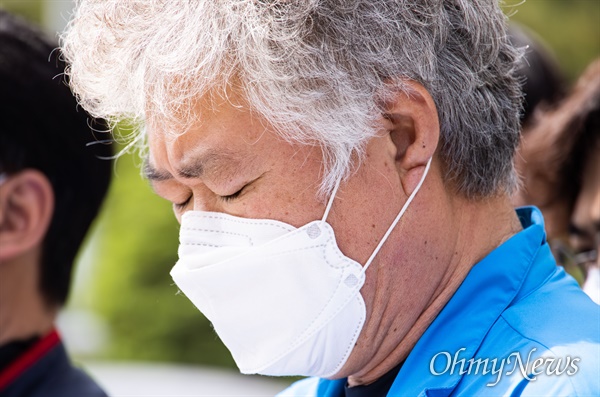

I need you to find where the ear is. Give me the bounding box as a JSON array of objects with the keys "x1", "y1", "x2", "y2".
[
  {"x1": 379, "y1": 81, "x2": 440, "y2": 196},
  {"x1": 0, "y1": 170, "x2": 54, "y2": 263}
]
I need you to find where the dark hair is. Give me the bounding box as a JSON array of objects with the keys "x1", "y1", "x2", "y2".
[
  {"x1": 508, "y1": 24, "x2": 567, "y2": 127},
  {"x1": 515, "y1": 58, "x2": 600, "y2": 243},
  {"x1": 526, "y1": 59, "x2": 600, "y2": 214},
  {"x1": 0, "y1": 11, "x2": 112, "y2": 307}
]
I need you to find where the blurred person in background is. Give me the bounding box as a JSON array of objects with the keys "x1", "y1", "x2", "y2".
[
  {"x1": 62, "y1": 1, "x2": 599, "y2": 396},
  {"x1": 0, "y1": 10, "x2": 111, "y2": 397},
  {"x1": 514, "y1": 59, "x2": 600, "y2": 304},
  {"x1": 508, "y1": 23, "x2": 567, "y2": 128}
]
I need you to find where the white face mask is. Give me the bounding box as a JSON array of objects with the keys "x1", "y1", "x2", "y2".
[{"x1": 170, "y1": 158, "x2": 432, "y2": 378}]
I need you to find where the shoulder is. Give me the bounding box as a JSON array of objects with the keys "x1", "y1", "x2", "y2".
[
  {"x1": 500, "y1": 266, "x2": 599, "y2": 352},
  {"x1": 493, "y1": 268, "x2": 600, "y2": 396},
  {"x1": 41, "y1": 364, "x2": 107, "y2": 397},
  {"x1": 277, "y1": 377, "x2": 321, "y2": 397},
  {"x1": 30, "y1": 343, "x2": 107, "y2": 397},
  {"x1": 453, "y1": 267, "x2": 600, "y2": 396}
]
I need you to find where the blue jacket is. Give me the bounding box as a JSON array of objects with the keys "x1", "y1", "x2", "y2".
[
  {"x1": 279, "y1": 207, "x2": 600, "y2": 396},
  {"x1": 0, "y1": 329, "x2": 107, "y2": 397}
]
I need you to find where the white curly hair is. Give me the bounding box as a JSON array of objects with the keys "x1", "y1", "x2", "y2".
[{"x1": 61, "y1": 0, "x2": 522, "y2": 197}]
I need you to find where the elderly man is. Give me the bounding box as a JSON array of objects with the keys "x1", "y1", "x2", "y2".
[
  {"x1": 0, "y1": 10, "x2": 110, "y2": 397},
  {"x1": 62, "y1": 1, "x2": 599, "y2": 396}
]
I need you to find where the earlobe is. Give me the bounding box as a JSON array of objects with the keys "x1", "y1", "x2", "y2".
[
  {"x1": 381, "y1": 81, "x2": 440, "y2": 195},
  {"x1": 0, "y1": 170, "x2": 54, "y2": 262}
]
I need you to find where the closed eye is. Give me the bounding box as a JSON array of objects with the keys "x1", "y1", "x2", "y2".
[
  {"x1": 219, "y1": 174, "x2": 264, "y2": 203},
  {"x1": 173, "y1": 185, "x2": 245, "y2": 210},
  {"x1": 220, "y1": 187, "x2": 244, "y2": 202},
  {"x1": 174, "y1": 196, "x2": 192, "y2": 210}
]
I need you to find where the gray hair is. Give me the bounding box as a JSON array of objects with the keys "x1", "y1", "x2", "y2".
[{"x1": 62, "y1": 0, "x2": 522, "y2": 197}]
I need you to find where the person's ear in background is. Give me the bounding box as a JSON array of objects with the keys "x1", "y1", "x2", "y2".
[{"x1": 0, "y1": 10, "x2": 112, "y2": 397}]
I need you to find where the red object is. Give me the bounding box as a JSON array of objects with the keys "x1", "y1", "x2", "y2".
[{"x1": 0, "y1": 328, "x2": 60, "y2": 391}]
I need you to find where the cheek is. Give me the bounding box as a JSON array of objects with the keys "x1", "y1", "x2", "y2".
[
  {"x1": 234, "y1": 169, "x2": 326, "y2": 227},
  {"x1": 331, "y1": 163, "x2": 402, "y2": 265},
  {"x1": 246, "y1": 147, "x2": 327, "y2": 226},
  {"x1": 335, "y1": 204, "x2": 387, "y2": 264},
  {"x1": 240, "y1": 191, "x2": 323, "y2": 226}
]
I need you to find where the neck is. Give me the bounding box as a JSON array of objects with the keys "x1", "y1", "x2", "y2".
[
  {"x1": 0, "y1": 249, "x2": 56, "y2": 345},
  {"x1": 347, "y1": 194, "x2": 522, "y2": 386}
]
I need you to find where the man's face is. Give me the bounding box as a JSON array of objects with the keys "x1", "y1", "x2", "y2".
[
  {"x1": 145, "y1": 90, "x2": 405, "y2": 266},
  {"x1": 145, "y1": 89, "x2": 451, "y2": 376}
]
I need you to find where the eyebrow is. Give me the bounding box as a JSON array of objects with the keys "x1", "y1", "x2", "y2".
[
  {"x1": 144, "y1": 160, "x2": 172, "y2": 181},
  {"x1": 143, "y1": 150, "x2": 240, "y2": 182}
]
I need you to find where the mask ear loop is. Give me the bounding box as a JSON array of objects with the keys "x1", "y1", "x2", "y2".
[
  {"x1": 321, "y1": 177, "x2": 342, "y2": 222},
  {"x1": 363, "y1": 157, "x2": 432, "y2": 271}
]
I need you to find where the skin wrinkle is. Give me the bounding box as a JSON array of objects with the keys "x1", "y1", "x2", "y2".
[{"x1": 362, "y1": 266, "x2": 403, "y2": 357}]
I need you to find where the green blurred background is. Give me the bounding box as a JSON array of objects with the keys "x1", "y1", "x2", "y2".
[{"x1": 1, "y1": 0, "x2": 598, "y2": 370}]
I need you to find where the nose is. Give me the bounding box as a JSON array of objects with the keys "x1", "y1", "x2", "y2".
[{"x1": 191, "y1": 189, "x2": 228, "y2": 213}]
